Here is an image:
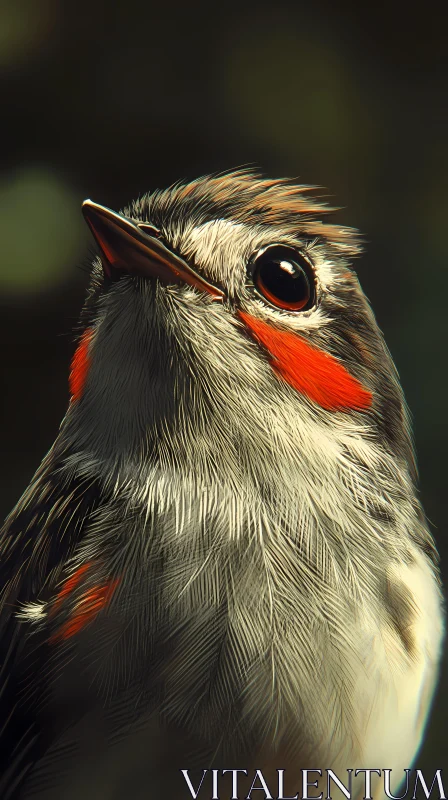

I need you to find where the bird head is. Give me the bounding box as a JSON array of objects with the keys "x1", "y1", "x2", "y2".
[{"x1": 61, "y1": 170, "x2": 419, "y2": 561}]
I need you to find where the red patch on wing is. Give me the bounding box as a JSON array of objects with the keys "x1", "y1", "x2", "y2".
[
  {"x1": 69, "y1": 328, "x2": 94, "y2": 401},
  {"x1": 238, "y1": 311, "x2": 372, "y2": 411},
  {"x1": 50, "y1": 578, "x2": 119, "y2": 643},
  {"x1": 52, "y1": 563, "x2": 93, "y2": 613}
]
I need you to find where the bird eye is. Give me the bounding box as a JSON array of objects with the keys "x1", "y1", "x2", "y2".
[{"x1": 248, "y1": 245, "x2": 316, "y2": 312}]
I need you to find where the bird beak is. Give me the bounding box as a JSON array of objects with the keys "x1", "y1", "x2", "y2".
[{"x1": 82, "y1": 200, "x2": 224, "y2": 301}]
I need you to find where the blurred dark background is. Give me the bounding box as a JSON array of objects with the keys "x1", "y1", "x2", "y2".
[{"x1": 1, "y1": 0, "x2": 447, "y2": 783}]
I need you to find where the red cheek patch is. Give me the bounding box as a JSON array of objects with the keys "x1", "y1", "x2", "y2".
[
  {"x1": 69, "y1": 327, "x2": 94, "y2": 401},
  {"x1": 238, "y1": 311, "x2": 372, "y2": 412}
]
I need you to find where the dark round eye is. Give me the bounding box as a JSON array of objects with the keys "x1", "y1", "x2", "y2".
[{"x1": 249, "y1": 245, "x2": 316, "y2": 311}]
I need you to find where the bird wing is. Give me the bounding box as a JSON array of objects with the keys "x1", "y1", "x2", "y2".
[{"x1": 0, "y1": 453, "x2": 113, "y2": 798}]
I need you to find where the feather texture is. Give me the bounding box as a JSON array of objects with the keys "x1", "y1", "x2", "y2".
[{"x1": 0, "y1": 171, "x2": 443, "y2": 799}]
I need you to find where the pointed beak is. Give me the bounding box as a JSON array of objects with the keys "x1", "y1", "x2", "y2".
[{"x1": 82, "y1": 200, "x2": 224, "y2": 301}]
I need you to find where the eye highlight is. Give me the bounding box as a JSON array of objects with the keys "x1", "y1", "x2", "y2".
[{"x1": 248, "y1": 245, "x2": 316, "y2": 312}]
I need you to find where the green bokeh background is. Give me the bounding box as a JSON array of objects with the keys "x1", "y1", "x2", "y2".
[{"x1": 0, "y1": 0, "x2": 446, "y2": 785}]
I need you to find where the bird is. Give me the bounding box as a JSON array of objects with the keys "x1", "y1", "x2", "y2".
[{"x1": 0, "y1": 170, "x2": 443, "y2": 800}]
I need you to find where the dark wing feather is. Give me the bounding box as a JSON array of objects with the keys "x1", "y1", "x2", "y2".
[{"x1": 0, "y1": 455, "x2": 108, "y2": 798}]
